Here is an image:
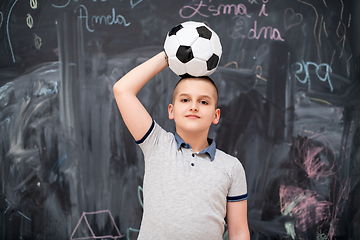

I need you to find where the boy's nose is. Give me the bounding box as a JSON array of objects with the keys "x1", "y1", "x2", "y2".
[{"x1": 189, "y1": 102, "x2": 198, "y2": 112}]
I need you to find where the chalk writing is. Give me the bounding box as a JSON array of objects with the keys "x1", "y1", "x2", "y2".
[
  {"x1": 30, "y1": 0, "x2": 38, "y2": 9},
  {"x1": 258, "y1": 0, "x2": 268, "y2": 17},
  {"x1": 284, "y1": 8, "x2": 303, "y2": 30},
  {"x1": 230, "y1": 16, "x2": 247, "y2": 39},
  {"x1": 248, "y1": 21, "x2": 284, "y2": 41},
  {"x1": 34, "y1": 33, "x2": 42, "y2": 49},
  {"x1": 74, "y1": 5, "x2": 130, "y2": 33},
  {"x1": 74, "y1": 5, "x2": 93, "y2": 32},
  {"x1": 229, "y1": 17, "x2": 284, "y2": 41},
  {"x1": 52, "y1": 0, "x2": 143, "y2": 9},
  {"x1": 179, "y1": 1, "x2": 251, "y2": 18},
  {"x1": 224, "y1": 1, "x2": 285, "y2": 42},
  {"x1": 26, "y1": 13, "x2": 33, "y2": 28},
  {"x1": 294, "y1": 61, "x2": 333, "y2": 92},
  {"x1": 70, "y1": 210, "x2": 124, "y2": 239},
  {"x1": 91, "y1": 8, "x2": 131, "y2": 28}
]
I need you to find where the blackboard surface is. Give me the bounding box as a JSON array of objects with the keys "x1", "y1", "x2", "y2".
[{"x1": 1, "y1": 0, "x2": 360, "y2": 239}]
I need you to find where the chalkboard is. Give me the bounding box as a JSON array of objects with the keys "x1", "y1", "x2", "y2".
[{"x1": 1, "y1": 0, "x2": 360, "y2": 239}]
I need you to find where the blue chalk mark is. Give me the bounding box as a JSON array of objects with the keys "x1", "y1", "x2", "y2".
[
  {"x1": 51, "y1": 154, "x2": 67, "y2": 172},
  {"x1": 7, "y1": 0, "x2": 19, "y2": 62},
  {"x1": 4, "y1": 199, "x2": 10, "y2": 213},
  {"x1": 17, "y1": 211, "x2": 31, "y2": 221}
]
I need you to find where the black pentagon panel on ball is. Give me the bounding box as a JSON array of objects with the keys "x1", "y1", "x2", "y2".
[
  {"x1": 179, "y1": 73, "x2": 194, "y2": 78},
  {"x1": 196, "y1": 26, "x2": 212, "y2": 40},
  {"x1": 207, "y1": 54, "x2": 219, "y2": 70},
  {"x1": 176, "y1": 46, "x2": 194, "y2": 63},
  {"x1": 168, "y1": 24, "x2": 183, "y2": 36}
]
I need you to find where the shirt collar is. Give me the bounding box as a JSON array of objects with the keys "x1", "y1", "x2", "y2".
[{"x1": 175, "y1": 133, "x2": 216, "y2": 161}]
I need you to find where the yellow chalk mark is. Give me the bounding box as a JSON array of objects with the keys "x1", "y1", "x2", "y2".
[
  {"x1": 30, "y1": 0, "x2": 37, "y2": 9},
  {"x1": 347, "y1": 55, "x2": 352, "y2": 77},
  {"x1": 323, "y1": 21, "x2": 328, "y2": 37},
  {"x1": 309, "y1": 97, "x2": 331, "y2": 106},
  {"x1": 224, "y1": 61, "x2": 238, "y2": 69},
  {"x1": 255, "y1": 65, "x2": 267, "y2": 82},
  {"x1": 339, "y1": 0, "x2": 344, "y2": 20},
  {"x1": 318, "y1": 15, "x2": 323, "y2": 47},
  {"x1": 322, "y1": 0, "x2": 327, "y2": 7},
  {"x1": 330, "y1": 50, "x2": 336, "y2": 68},
  {"x1": 304, "y1": 130, "x2": 315, "y2": 134},
  {"x1": 335, "y1": 21, "x2": 346, "y2": 58},
  {"x1": 26, "y1": 13, "x2": 33, "y2": 29},
  {"x1": 34, "y1": 33, "x2": 42, "y2": 49},
  {"x1": 297, "y1": 0, "x2": 320, "y2": 62}
]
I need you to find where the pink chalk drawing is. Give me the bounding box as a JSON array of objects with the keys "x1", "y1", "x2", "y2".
[
  {"x1": 328, "y1": 178, "x2": 350, "y2": 239},
  {"x1": 70, "y1": 210, "x2": 124, "y2": 239},
  {"x1": 293, "y1": 137, "x2": 335, "y2": 180},
  {"x1": 280, "y1": 185, "x2": 332, "y2": 232},
  {"x1": 284, "y1": 8, "x2": 303, "y2": 30}
]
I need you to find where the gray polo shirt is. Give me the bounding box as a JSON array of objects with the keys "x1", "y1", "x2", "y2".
[{"x1": 137, "y1": 121, "x2": 247, "y2": 240}]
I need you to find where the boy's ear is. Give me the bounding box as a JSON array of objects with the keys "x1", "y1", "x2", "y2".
[
  {"x1": 168, "y1": 104, "x2": 174, "y2": 120},
  {"x1": 212, "y1": 108, "x2": 220, "y2": 124}
]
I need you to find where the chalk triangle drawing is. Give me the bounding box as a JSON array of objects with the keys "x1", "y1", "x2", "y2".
[{"x1": 70, "y1": 210, "x2": 124, "y2": 239}]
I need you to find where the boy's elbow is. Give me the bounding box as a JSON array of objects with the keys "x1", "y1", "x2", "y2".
[{"x1": 113, "y1": 80, "x2": 125, "y2": 96}]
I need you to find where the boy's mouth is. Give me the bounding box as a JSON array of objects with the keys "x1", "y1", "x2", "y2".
[{"x1": 186, "y1": 114, "x2": 200, "y2": 119}]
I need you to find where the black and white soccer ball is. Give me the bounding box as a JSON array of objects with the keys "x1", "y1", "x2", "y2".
[{"x1": 164, "y1": 21, "x2": 222, "y2": 77}]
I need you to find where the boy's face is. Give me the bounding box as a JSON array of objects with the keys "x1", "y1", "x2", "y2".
[{"x1": 168, "y1": 78, "x2": 220, "y2": 135}]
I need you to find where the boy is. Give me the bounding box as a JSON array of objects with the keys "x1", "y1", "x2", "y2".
[{"x1": 113, "y1": 51, "x2": 249, "y2": 240}]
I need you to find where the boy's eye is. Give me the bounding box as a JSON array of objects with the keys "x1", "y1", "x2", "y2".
[
  {"x1": 181, "y1": 99, "x2": 189, "y2": 103},
  {"x1": 200, "y1": 100, "x2": 208, "y2": 105}
]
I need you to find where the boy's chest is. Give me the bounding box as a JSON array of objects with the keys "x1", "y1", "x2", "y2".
[{"x1": 145, "y1": 147, "x2": 231, "y2": 201}]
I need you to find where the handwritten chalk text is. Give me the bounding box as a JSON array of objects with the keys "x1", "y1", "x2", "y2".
[
  {"x1": 52, "y1": 0, "x2": 142, "y2": 9},
  {"x1": 75, "y1": 5, "x2": 130, "y2": 33},
  {"x1": 230, "y1": 17, "x2": 284, "y2": 41},
  {"x1": 294, "y1": 61, "x2": 333, "y2": 92},
  {"x1": 180, "y1": 1, "x2": 251, "y2": 18},
  {"x1": 248, "y1": 20, "x2": 284, "y2": 41}
]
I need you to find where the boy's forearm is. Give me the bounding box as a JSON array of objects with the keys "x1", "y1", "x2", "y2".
[
  {"x1": 113, "y1": 51, "x2": 168, "y2": 141},
  {"x1": 113, "y1": 51, "x2": 168, "y2": 96}
]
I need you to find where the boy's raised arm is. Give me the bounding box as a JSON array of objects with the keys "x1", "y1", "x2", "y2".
[{"x1": 113, "y1": 51, "x2": 168, "y2": 141}]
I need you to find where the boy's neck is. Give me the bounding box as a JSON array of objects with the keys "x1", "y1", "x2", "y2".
[{"x1": 176, "y1": 129, "x2": 210, "y2": 152}]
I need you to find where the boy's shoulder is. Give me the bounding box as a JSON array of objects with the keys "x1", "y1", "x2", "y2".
[
  {"x1": 215, "y1": 148, "x2": 239, "y2": 162},
  {"x1": 214, "y1": 148, "x2": 245, "y2": 171}
]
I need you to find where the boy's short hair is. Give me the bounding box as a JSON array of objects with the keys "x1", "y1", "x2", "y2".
[{"x1": 171, "y1": 76, "x2": 219, "y2": 108}]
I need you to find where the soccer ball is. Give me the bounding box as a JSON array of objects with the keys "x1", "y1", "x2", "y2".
[{"x1": 164, "y1": 21, "x2": 222, "y2": 77}]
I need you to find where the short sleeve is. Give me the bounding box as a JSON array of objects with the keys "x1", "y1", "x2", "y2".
[
  {"x1": 137, "y1": 121, "x2": 173, "y2": 160},
  {"x1": 227, "y1": 160, "x2": 248, "y2": 202}
]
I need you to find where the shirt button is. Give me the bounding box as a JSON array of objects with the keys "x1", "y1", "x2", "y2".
[
  {"x1": 191, "y1": 163, "x2": 195, "y2": 166},
  {"x1": 192, "y1": 154, "x2": 195, "y2": 157}
]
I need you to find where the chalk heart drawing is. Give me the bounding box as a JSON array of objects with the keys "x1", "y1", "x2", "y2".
[
  {"x1": 130, "y1": 0, "x2": 142, "y2": 9},
  {"x1": 284, "y1": 8, "x2": 303, "y2": 30}
]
